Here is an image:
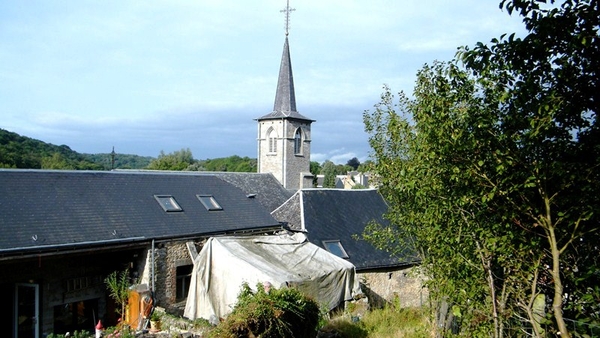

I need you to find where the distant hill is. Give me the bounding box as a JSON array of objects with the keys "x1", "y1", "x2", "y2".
[
  {"x1": 0, "y1": 128, "x2": 152, "y2": 170},
  {"x1": 0, "y1": 128, "x2": 256, "y2": 172},
  {"x1": 82, "y1": 152, "x2": 154, "y2": 170}
]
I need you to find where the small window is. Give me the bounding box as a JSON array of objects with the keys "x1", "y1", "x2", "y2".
[
  {"x1": 154, "y1": 195, "x2": 182, "y2": 212},
  {"x1": 267, "y1": 128, "x2": 277, "y2": 153},
  {"x1": 176, "y1": 265, "x2": 193, "y2": 302},
  {"x1": 197, "y1": 195, "x2": 223, "y2": 211},
  {"x1": 323, "y1": 240, "x2": 349, "y2": 258},
  {"x1": 294, "y1": 128, "x2": 302, "y2": 154}
]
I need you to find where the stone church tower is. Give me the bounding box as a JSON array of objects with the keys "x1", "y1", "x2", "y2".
[{"x1": 256, "y1": 9, "x2": 314, "y2": 190}]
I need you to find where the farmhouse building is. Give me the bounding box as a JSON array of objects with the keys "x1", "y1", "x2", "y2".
[
  {"x1": 0, "y1": 170, "x2": 284, "y2": 336},
  {"x1": 273, "y1": 189, "x2": 425, "y2": 309}
]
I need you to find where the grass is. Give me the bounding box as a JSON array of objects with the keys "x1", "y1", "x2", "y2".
[{"x1": 320, "y1": 306, "x2": 434, "y2": 338}]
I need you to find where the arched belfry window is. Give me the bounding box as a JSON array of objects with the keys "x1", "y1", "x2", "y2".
[
  {"x1": 267, "y1": 127, "x2": 277, "y2": 153},
  {"x1": 294, "y1": 128, "x2": 302, "y2": 154}
]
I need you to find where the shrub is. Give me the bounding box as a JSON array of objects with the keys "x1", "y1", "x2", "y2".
[
  {"x1": 210, "y1": 282, "x2": 322, "y2": 338},
  {"x1": 104, "y1": 269, "x2": 131, "y2": 316},
  {"x1": 46, "y1": 331, "x2": 93, "y2": 338}
]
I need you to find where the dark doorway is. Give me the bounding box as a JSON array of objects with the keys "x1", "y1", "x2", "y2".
[{"x1": 53, "y1": 298, "x2": 99, "y2": 334}]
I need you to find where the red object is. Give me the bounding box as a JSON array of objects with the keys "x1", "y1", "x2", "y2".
[{"x1": 96, "y1": 320, "x2": 104, "y2": 330}]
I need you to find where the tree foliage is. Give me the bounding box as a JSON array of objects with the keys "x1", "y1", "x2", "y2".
[
  {"x1": 320, "y1": 160, "x2": 338, "y2": 188},
  {"x1": 346, "y1": 157, "x2": 361, "y2": 170},
  {"x1": 146, "y1": 148, "x2": 195, "y2": 170},
  {"x1": 104, "y1": 269, "x2": 131, "y2": 317},
  {"x1": 0, "y1": 128, "x2": 103, "y2": 170},
  {"x1": 197, "y1": 155, "x2": 257, "y2": 172},
  {"x1": 363, "y1": 1, "x2": 598, "y2": 336},
  {"x1": 83, "y1": 152, "x2": 153, "y2": 169}
]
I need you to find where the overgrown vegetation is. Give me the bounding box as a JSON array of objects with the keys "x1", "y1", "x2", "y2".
[
  {"x1": 209, "y1": 282, "x2": 322, "y2": 338},
  {"x1": 321, "y1": 306, "x2": 432, "y2": 338},
  {"x1": 362, "y1": 0, "x2": 599, "y2": 337}
]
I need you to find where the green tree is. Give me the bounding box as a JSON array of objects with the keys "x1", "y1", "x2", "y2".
[
  {"x1": 320, "y1": 160, "x2": 337, "y2": 188},
  {"x1": 197, "y1": 155, "x2": 257, "y2": 172},
  {"x1": 457, "y1": 1, "x2": 600, "y2": 335},
  {"x1": 104, "y1": 269, "x2": 131, "y2": 318},
  {"x1": 356, "y1": 160, "x2": 373, "y2": 173},
  {"x1": 346, "y1": 157, "x2": 360, "y2": 170},
  {"x1": 146, "y1": 148, "x2": 195, "y2": 170},
  {"x1": 41, "y1": 152, "x2": 75, "y2": 169},
  {"x1": 310, "y1": 161, "x2": 321, "y2": 187},
  {"x1": 363, "y1": 0, "x2": 599, "y2": 333}
]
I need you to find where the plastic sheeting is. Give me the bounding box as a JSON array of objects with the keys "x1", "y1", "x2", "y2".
[{"x1": 183, "y1": 232, "x2": 362, "y2": 321}]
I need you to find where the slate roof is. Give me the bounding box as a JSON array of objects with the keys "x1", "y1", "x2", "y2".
[
  {"x1": 257, "y1": 37, "x2": 314, "y2": 122},
  {"x1": 273, "y1": 189, "x2": 419, "y2": 271},
  {"x1": 0, "y1": 170, "x2": 282, "y2": 256},
  {"x1": 214, "y1": 172, "x2": 294, "y2": 213}
]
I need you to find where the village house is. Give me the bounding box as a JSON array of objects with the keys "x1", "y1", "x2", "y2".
[{"x1": 273, "y1": 188, "x2": 425, "y2": 309}]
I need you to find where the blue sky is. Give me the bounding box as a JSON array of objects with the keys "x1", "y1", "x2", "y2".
[{"x1": 0, "y1": 1, "x2": 525, "y2": 164}]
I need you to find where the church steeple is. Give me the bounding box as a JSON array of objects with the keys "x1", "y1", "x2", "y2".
[
  {"x1": 273, "y1": 36, "x2": 297, "y2": 114},
  {"x1": 256, "y1": 0, "x2": 314, "y2": 190}
]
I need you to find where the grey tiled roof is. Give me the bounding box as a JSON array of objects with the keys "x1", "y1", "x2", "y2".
[
  {"x1": 0, "y1": 170, "x2": 281, "y2": 255},
  {"x1": 272, "y1": 192, "x2": 302, "y2": 230},
  {"x1": 214, "y1": 172, "x2": 294, "y2": 213},
  {"x1": 279, "y1": 189, "x2": 419, "y2": 270}
]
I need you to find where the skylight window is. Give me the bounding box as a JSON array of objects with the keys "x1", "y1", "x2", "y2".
[
  {"x1": 197, "y1": 195, "x2": 223, "y2": 211},
  {"x1": 323, "y1": 240, "x2": 349, "y2": 259},
  {"x1": 154, "y1": 195, "x2": 183, "y2": 212}
]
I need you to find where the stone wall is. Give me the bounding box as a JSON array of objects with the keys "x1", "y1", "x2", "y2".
[
  {"x1": 142, "y1": 240, "x2": 195, "y2": 314},
  {"x1": 357, "y1": 266, "x2": 428, "y2": 309}
]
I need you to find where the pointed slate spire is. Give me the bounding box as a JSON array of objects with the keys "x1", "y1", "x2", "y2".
[
  {"x1": 273, "y1": 36, "x2": 296, "y2": 114},
  {"x1": 256, "y1": 1, "x2": 312, "y2": 122}
]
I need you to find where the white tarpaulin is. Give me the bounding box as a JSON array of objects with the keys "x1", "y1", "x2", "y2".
[{"x1": 183, "y1": 232, "x2": 362, "y2": 321}]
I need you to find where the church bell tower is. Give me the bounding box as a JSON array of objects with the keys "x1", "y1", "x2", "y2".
[{"x1": 256, "y1": 1, "x2": 314, "y2": 190}]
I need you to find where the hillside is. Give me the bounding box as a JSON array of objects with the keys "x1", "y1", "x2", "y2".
[
  {"x1": 0, "y1": 128, "x2": 256, "y2": 172},
  {"x1": 0, "y1": 128, "x2": 152, "y2": 170}
]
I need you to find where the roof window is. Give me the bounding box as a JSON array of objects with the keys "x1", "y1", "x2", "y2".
[
  {"x1": 154, "y1": 195, "x2": 183, "y2": 212},
  {"x1": 323, "y1": 240, "x2": 349, "y2": 258},
  {"x1": 197, "y1": 195, "x2": 223, "y2": 211}
]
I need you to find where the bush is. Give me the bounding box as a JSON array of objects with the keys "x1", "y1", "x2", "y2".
[
  {"x1": 210, "y1": 282, "x2": 322, "y2": 338},
  {"x1": 46, "y1": 331, "x2": 93, "y2": 338}
]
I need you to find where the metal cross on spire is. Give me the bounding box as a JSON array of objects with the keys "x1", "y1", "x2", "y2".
[{"x1": 280, "y1": 0, "x2": 295, "y2": 36}]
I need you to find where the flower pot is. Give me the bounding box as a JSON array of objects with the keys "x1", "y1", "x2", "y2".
[{"x1": 150, "y1": 320, "x2": 161, "y2": 332}]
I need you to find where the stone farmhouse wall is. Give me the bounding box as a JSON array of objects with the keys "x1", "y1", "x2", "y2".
[
  {"x1": 142, "y1": 241, "x2": 428, "y2": 316},
  {"x1": 357, "y1": 266, "x2": 428, "y2": 309},
  {"x1": 139, "y1": 240, "x2": 195, "y2": 314}
]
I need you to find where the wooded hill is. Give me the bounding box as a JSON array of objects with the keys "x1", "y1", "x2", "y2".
[{"x1": 0, "y1": 128, "x2": 255, "y2": 172}]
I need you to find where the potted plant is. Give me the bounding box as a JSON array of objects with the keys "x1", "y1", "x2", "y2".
[{"x1": 150, "y1": 310, "x2": 161, "y2": 332}]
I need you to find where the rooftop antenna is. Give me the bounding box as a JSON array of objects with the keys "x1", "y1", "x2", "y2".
[{"x1": 280, "y1": 0, "x2": 295, "y2": 36}]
